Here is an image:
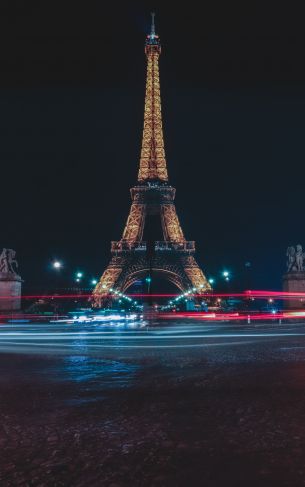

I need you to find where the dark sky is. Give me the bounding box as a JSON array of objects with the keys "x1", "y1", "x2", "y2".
[{"x1": 1, "y1": 0, "x2": 305, "y2": 290}]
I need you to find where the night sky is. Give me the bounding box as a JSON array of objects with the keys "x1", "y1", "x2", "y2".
[{"x1": 1, "y1": 1, "x2": 305, "y2": 291}]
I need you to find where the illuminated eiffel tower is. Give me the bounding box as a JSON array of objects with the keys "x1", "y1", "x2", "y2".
[{"x1": 93, "y1": 14, "x2": 211, "y2": 306}]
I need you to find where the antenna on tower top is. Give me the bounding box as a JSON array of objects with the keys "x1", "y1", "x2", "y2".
[{"x1": 150, "y1": 12, "x2": 156, "y2": 36}]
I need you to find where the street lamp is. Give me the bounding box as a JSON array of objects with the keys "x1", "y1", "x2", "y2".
[
  {"x1": 76, "y1": 272, "x2": 83, "y2": 278},
  {"x1": 223, "y1": 271, "x2": 229, "y2": 278},
  {"x1": 51, "y1": 260, "x2": 63, "y2": 293},
  {"x1": 208, "y1": 278, "x2": 215, "y2": 285},
  {"x1": 91, "y1": 279, "x2": 98, "y2": 285}
]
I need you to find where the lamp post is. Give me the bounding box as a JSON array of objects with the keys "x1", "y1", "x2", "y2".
[{"x1": 222, "y1": 270, "x2": 231, "y2": 298}]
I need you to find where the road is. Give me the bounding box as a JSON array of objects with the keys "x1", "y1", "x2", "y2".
[{"x1": 1, "y1": 318, "x2": 305, "y2": 486}]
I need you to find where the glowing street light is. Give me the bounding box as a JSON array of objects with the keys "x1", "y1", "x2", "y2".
[
  {"x1": 91, "y1": 279, "x2": 98, "y2": 285},
  {"x1": 223, "y1": 271, "x2": 229, "y2": 278},
  {"x1": 208, "y1": 278, "x2": 215, "y2": 284},
  {"x1": 76, "y1": 272, "x2": 83, "y2": 278},
  {"x1": 53, "y1": 261, "x2": 62, "y2": 269},
  {"x1": 76, "y1": 278, "x2": 80, "y2": 283}
]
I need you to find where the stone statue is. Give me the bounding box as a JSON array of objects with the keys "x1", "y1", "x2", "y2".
[
  {"x1": 286, "y1": 244, "x2": 305, "y2": 272},
  {"x1": 296, "y1": 244, "x2": 304, "y2": 272},
  {"x1": 287, "y1": 246, "x2": 296, "y2": 272},
  {"x1": 0, "y1": 248, "x2": 18, "y2": 275}
]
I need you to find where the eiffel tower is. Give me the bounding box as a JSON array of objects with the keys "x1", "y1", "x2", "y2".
[{"x1": 93, "y1": 14, "x2": 211, "y2": 307}]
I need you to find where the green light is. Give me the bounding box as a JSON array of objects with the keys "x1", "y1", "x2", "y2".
[{"x1": 145, "y1": 276, "x2": 152, "y2": 283}]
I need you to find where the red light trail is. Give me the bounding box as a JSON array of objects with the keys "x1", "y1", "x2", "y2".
[{"x1": 0, "y1": 290, "x2": 304, "y2": 300}]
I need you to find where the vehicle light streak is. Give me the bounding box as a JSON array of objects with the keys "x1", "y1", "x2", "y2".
[
  {"x1": 158, "y1": 311, "x2": 305, "y2": 320},
  {"x1": 1, "y1": 290, "x2": 305, "y2": 299},
  {"x1": 0, "y1": 331, "x2": 304, "y2": 339}
]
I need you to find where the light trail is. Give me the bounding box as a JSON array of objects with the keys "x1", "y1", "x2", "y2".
[
  {"x1": 0, "y1": 332, "x2": 304, "y2": 339},
  {"x1": 1, "y1": 319, "x2": 305, "y2": 354},
  {"x1": 1, "y1": 290, "x2": 305, "y2": 299},
  {"x1": 1, "y1": 310, "x2": 305, "y2": 324},
  {"x1": 0, "y1": 341, "x2": 268, "y2": 350}
]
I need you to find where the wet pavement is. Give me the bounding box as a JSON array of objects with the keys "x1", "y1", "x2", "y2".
[{"x1": 1, "y1": 319, "x2": 305, "y2": 486}]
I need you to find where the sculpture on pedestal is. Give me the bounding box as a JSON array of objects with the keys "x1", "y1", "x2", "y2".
[
  {"x1": 283, "y1": 244, "x2": 305, "y2": 309},
  {"x1": 0, "y1": 248, "x2": 22, "y2": 311}
]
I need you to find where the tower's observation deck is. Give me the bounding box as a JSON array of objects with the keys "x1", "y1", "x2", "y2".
[{"x1": 111, "y1": 241, "x2": 196, "y2": 253}]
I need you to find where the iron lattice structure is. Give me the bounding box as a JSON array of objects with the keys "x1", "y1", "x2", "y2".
[{"x1": 93, "y1": 15, "x2": 211, "y2": 306}]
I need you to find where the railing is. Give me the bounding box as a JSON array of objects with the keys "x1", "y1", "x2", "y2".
[
  {"x1": 111, "y1": 241, "x2": 146, "y2": 252},
  {"x1": 155, "y1": 241, "x2": 195, "y2": 251},
  {"x1": 111, "y1": 241, "x2": 195, "y2": 252}
]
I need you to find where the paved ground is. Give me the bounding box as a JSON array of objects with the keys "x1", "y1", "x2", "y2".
[{"x1": 1, "y1": 319, "x2": 305, "y2": 486}]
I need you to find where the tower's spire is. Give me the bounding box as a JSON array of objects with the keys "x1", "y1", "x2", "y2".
[
  {"x1": 138, "y1": 14, "x2": 168, "y2": 182},
  {"x1": 150, "y1": 12, "x2": 156, "y2": 36}
]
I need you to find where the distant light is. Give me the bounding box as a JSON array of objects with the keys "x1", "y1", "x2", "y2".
[
  {"x1": 223, "y1": 271, "x2": 229, "y2": 278},
  {"x1": 225, "y1": 277, "x2": 230, "y2": 281},
  {"x1": 53, "y1": 261, "x2": 62, "y2": 269},
  {"x1": 91, "y1": 279, "x2": 98, "y2": 285},
  {"x1": 102, "y1": 284, "x2": 107, "y2": 289},
  {"x1": 76, "y1": 278, "x2": 80, "y2": 283},
  {"x1": 76, "y1": 272, "x2": 83, "y2": 278},
  {"x1": 272, "y1": 309, "x2": 276, "y2": 314},
  {"x1": 268, "y1": 298, "x2": 273, "y2": 303},
  {"x1": 145, "y1": 276, "x2": 152, "y2": 283},
  {"x1": 208, "y1": 278, "x2": 214, "y2": 284}
]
